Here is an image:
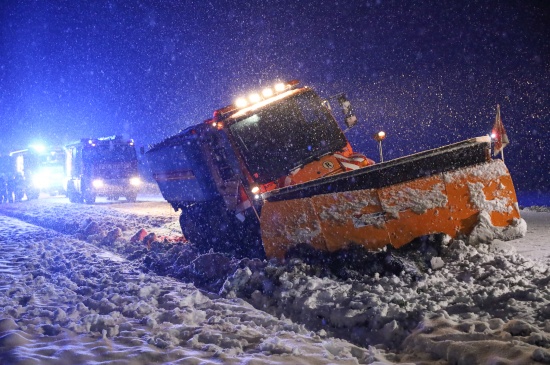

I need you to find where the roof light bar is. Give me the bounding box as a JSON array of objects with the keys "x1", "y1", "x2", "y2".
[
  {"x1": 233, "y1": 80, "x2": 299, "y2": 109},
  {"x1": 274, "y1": 83, "x2": 286, "y2": 92},
  {"x1": 235, "y1": 97, "x2": 248, "y2": 108},
  {"x1": 249, "y1": 93, "x2": 261, "y2": 104}
]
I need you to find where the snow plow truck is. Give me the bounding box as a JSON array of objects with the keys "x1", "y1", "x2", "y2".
[{"x1": 146, "y1": 80, "x2": 523, "y2": 259}]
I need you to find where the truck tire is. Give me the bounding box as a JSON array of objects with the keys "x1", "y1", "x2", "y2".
[
  {"x1": 67, "y1": 182, "x2": 82, "y2": 203},
  {"x1": 26, "y1": 189, "x2": 40, "y2": 200},
  {"x1": 83, "y1": 193, "x2": 96, "y2": 204},
  {"x1": 82, "y1": 187, "x2": 96, "y2": 204},
  {"x1": 179, "y1": 201, "x2": 236, "y2": 254},
  {"x1": 15, "y1": 190, "x2": 24, "y2": 202},
  {"x1": 179, "y1": 200, "x2": 265, "y2": 259},
  {"x1": 69, "y1": 191, "x2": 83, "y2": 203},
  {"x1": 179, "y1": 212, "x2": 206, "y2": 250},
  {"x1": 125, "y1": 193, "x2": 137, "y2": 202},
  {"x1": 232, "y1": 211, "x2": 265, "y2": 259}
]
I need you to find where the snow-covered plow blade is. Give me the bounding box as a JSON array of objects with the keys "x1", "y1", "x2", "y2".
[{"x1": 260, "y1": 136, "x2": 522, "y2": 259}]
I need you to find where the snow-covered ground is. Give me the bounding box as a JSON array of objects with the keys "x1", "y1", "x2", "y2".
[{"x1": 1, "y1": 192, "x2": 550, "y2": 364}]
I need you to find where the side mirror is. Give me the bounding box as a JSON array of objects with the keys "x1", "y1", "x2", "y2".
[
  {"x1": 337, "y1": 93, "x2": 358, "y2": 129},
  {"x1": 321, "y1": 100, "x2": 332, "y2": 111},
  {"x1": 139, "y1": 146, "x2": 145, "y2": 155}
]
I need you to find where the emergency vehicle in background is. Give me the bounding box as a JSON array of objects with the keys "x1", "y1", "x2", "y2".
[
  {"x1": 0, "y1": 153, "x2": 29, "y2": 202},
  {"x1": 146, "y1": 80, "x2": 523, "y2": 259},
  {"x1": 4, "y1": 145, "x2": 65, "y2": 201},
  {"x1": 65, "y1": 136, "x2": 141, "y2": 204},
  {"x1": 28, "y1": 146, "x2": 66, "y2": 196}
]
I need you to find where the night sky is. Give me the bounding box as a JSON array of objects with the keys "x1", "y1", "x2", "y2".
[{"x1": 1, "y1": 0, "x2": 548, "y2": 201}]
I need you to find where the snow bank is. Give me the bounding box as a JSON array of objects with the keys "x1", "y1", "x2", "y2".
[
  {"x1": 0, "y1": 198, "x2": 548, "y2": 364},
  {"x1": 0, "y1": 215, "x2": 376, "y2": 364}
]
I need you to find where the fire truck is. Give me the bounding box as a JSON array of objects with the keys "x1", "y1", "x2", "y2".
[{"x1": 65, "y1": 136, "x2": 142, "y2": 204}]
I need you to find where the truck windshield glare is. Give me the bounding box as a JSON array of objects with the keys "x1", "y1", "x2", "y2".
[{"x1": 228, "y1": 90, "x2": 347, "y2": 183}]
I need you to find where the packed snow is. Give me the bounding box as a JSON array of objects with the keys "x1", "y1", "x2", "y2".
[{"x1": 1, "y1": 191, "x2": 549, "y2": 364}]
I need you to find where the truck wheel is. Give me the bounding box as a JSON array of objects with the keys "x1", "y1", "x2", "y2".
[
  {"x1": 179, "y1": 209, "x2": 211, "y2": 252},
  {"x1": 25, "y1": 188, "x2": 39, "y2": 200},
  {"x1": 180, "y1": 217, "x2": 231, "y2": 254},
  {"x1": 68, "y1": 191, "x2": 82, "y2": 203},
  {"x1": 83, "y1": 193, "x2": 96, "y2": 204},
  {"x1": 67, "y1": 183, "x2": 81, "y2": 203},
  {"x1": 179, "y1": 201, "x2": 265, "y2": 259},
  {"x1": 232, "y1": 213, "x2": 265, "y2": 259},
  {"x1": 179, "y1": 202, "x2": 232, "y2": 254},
  {"x1": 15, "y1": 191, "x2": 24, "y2": 202},
  {"x1": 125, "y1": 193, "x2": 137, "y2": 202}
]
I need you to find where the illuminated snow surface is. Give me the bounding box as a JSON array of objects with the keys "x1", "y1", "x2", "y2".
[{"x1": 0, "y1": 191, "x2": 549, "y2": 365}]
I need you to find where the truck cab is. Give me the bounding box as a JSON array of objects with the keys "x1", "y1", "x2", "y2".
[
  {"x1": 146, "y1": 81, "x2": 371, "y2": 257},
  {"x1": 65, "y1": 136, "x2": 142, "y2": 204}
]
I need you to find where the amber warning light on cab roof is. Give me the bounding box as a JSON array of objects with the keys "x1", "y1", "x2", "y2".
[
  {"x1": 234, "y1": 80, "x2": 299, "y2": 109},
  {"x1": 208, "y1": 80, "x2": 300, "y2": 128}
]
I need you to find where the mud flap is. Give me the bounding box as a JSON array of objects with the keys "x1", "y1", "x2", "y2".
[{"x1": 260, "y1": 160, "x2": 521, "y2": 259}]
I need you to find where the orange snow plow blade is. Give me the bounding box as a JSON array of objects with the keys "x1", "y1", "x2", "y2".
[{"x1": 260, "y1": 137, "x2": 522, "y2": 259}]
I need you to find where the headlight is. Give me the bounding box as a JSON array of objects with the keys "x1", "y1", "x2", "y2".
[
  {"x1": 92, "y1": 179, "x2": 104, "y2": 188},
  {"x1": 129, "y1": 177, "x2": 141, "y2": 186},
  {"x1": 33, "y1": 175, "x2": 46, "y2": 189},
  {"x1": 53, "y1": 174, "x2": 65, "y2": 186},
  {"x1": 251, "y1": 185, "x2": 260, "y2": 194}
]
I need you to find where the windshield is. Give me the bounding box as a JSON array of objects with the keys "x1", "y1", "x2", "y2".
[
  {"x1": 228, "y1": 90, "x2": 347, "y2": 184},
  {"x1": 83, "y1": 143, "x2": 137, "y2": 164}
]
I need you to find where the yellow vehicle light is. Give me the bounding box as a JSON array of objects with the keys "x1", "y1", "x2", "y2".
[
  {"x1": 274, "y1": 82, "x2": 286, "y2": 92},
  {"x1": 92, "y1": 179, "x2": 104, "y2": 188},
  {"x1": 33, "y1": 175, "x2": 46, "y2": 189},
  {"x1": 248, "y1": 93, "x2": 261, "y2": 104},
  {"x1": 235, "y1": 97, "x2": 248, "y2": 108},
  {"x1": 130, "y1": 177, "x2": 142, "y2": 186},
  {"x1": 233, "y1": 80, "x2": 299, "y2": 110}
]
